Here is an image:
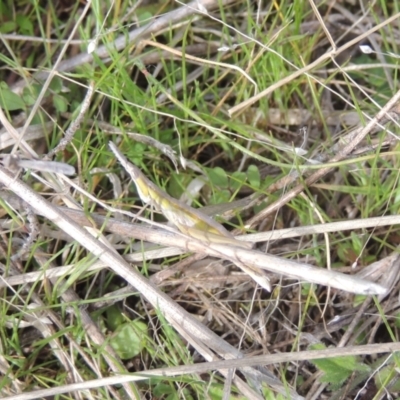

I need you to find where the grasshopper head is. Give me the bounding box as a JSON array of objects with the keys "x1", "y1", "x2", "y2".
[{"x1": 133, "y1": 177, "x2": 152, "y2": 204}]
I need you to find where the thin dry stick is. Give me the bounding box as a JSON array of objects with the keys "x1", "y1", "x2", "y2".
[
  {"x1": 0, "y1": 107, "x2": 37, "y2": 158},
  {"x1": 0, "y1": 34, "x2": 85, "y2": 44},
  {"x1": 2, "y1": 155, "x2": 75, "y2": 176},
  {"x1": 308, "y1": 0, "x2": 335, "y2": 49},
  {"x1": 0, "y1": 121, "x2": 55, "y2": 152},
  {"x1": 3, "y1": 342, "x2": 400, "y2": 400},
  {"x1": 10, "y1": 205, "x2": 39, "y2": 261}
]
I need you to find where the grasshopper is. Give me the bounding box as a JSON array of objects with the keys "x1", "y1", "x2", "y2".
[{"x1": 109, "y1": 142, "x2": 270, "y2": 291}]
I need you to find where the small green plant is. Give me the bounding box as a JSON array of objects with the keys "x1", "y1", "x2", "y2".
[{"x1": 309, "y1": 344, "x2": 370, "y2": 391}]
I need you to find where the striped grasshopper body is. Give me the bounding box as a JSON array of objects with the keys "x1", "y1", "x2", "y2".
[{"x1": 109, "y1": 142, "x2": 270, "y2": 290}]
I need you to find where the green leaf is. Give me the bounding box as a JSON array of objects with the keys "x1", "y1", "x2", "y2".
[
  {"x1": 230, "y1": 171, "x2": 247, "y2": 191},
  {"x1": 109, "y1": 319, "x2": 148, "y2": 359},
  {"x1": 353, "y1": 294, "x2": 367, "y2": 307},
  {"x1": 247, "y1": 165, "x2": 260, "y2": 188},
  {"x1": 208, "y1": 167, "x2": 229, "y2": 189},
  {"x1": 16, "y1": 14, "x2": 33, "y2": 35},
  {"x1": 0, "y1": 21, "x2": 16, "y2": 34},
  {"x1": 300, "y1": 282, "x2": 313, "y2": 297},
  {"x1": 105, "y1": 305, "x2": 125, "y2": 331},
  {"x1": 350, "y1": 231, "x2": 363, "y2": 254},
  {"x1": 0, "y1": 83, "x2": 26, "y2": 110},
  {"x1": 0, "y1": 21, "x2": 17, "y2": 33},
  {"x1": 22, "y1": 81, "x2": 58, "y2": 106},
  {"x1": 53, "y1": 94, "x2": 68, "y2": 113},
  {"x1": 22, "y1": 84, "x2": 41, "y2": 106},
  {"x1": 309, "y1": 344, "x2": 370, "y2": 390},
  {"x1": 153, "y1": 383, "x2": 175, "y2": 397},
  {"x1": 374, "y1": 365, "x2": 400, "y2": 391},
  {"x1": 395, "y1": 313, "x2": 400, "y2": 328},
  {"x1": 318, "y1": 368, "x2": 350, "y2": 388},
  {"x1": 138, "y1": 11, "x2": 153, "y2": 26},
  {"x1": 48, "y1": 76, "x2": 63, "y2": 93},
  {"x1": 211, "y1": 189, "x2": 230, "y2": 205},
  {"x1": 168, "y1": 172, "x2": 188, "y2": 199}
]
